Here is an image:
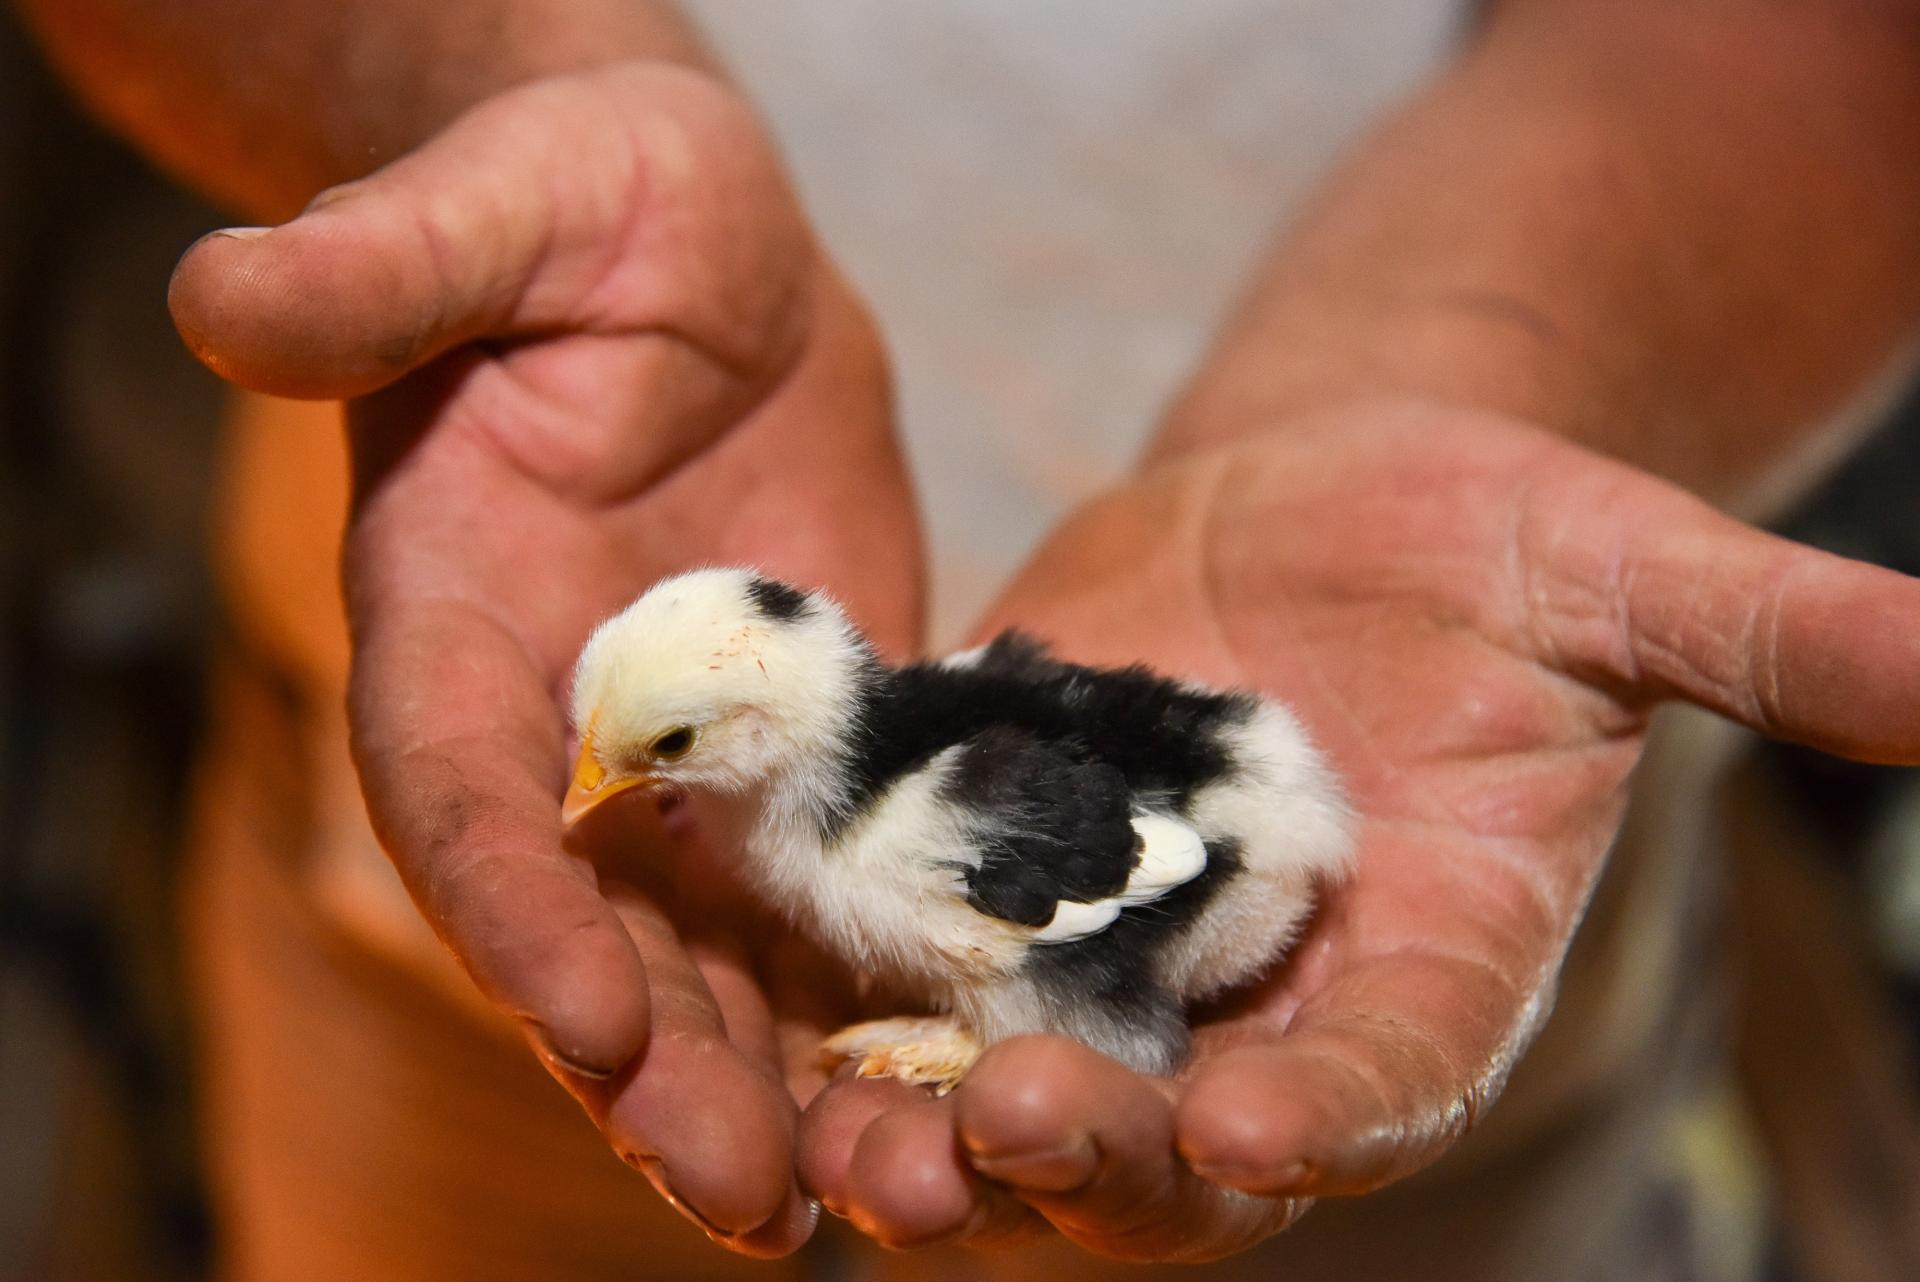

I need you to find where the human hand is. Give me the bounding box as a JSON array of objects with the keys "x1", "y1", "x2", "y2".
[
  {"x1": 799, "y1": 400, "x2": 1920, "y2": 1260},
  {"x1": 169, "y1": 63, "x2": 921, "y2": 1255}
]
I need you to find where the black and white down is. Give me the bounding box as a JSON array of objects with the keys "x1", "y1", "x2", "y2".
[
  {"x1": 567, "y1": 569, "x2": 1354, "y2": 1075},
  {"x1": 764, "y1": 628, "x2": 1353, "y2": 1075}
]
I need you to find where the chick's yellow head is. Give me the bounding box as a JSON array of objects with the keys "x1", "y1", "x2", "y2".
[{"x1": 563, "y1": 568, "x2": 870, "y2": 826}]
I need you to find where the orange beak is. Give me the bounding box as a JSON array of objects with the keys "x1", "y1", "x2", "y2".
[{"x1": 561, "y1": 733, "x2": 657, "y2": 829}]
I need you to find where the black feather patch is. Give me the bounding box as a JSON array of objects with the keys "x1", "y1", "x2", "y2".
[
  {"x1": 944, "y1": 728, "x2": 1138, "y2": 926},
  {"x1": 746, "y1": 576, "x2": 812, "y2": 622},
  {"x1": 833, "y1": 629, "x2": 1256, "y2": 832}
]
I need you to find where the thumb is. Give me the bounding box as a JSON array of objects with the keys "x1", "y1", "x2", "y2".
[
  {"x1": 1531, "y1": 458, "x2": 1920, "y2": 764},
  {"x1": 167, "y1": 64, "x2": 809, "y2": 399}
]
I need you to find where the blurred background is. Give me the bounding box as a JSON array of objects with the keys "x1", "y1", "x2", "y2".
[
  {"x1": 3, "y1": 4, "x2": 1920, "y2": 1279},
  {"x1": 0, "y1": 10, "x2": 223, "y2": 1277}
]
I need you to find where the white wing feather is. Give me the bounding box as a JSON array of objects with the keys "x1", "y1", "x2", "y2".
[
  {"x1": 1030, "y1": 897, "x2": 1125, "y2": 943},
  {"x1": 1115, "y1": 814, "x2": 1207, "y2": 903},
  {"x1": 1029, "y1": 812, "x2": 1208, "y2": 943}
]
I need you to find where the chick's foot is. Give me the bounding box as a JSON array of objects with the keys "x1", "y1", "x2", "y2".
[{"x1": 820, "y1": 1016, "x2": 982, "y2": 1095}]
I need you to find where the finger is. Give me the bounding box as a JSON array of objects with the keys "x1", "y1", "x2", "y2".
[
  {"x1": 1529, "y1": 461, "x2": 1920, "y2": 763},
  {"x1": 720, "y1": 1186, "x2": 824, "y2": 1260},
  {"x1": 1177, "y1": 944, "x2": 1526, "y2": 1199},
  {"x1": 684, "y1": 933, "x2": 782, "y2": 1072},
  {"x1": 796, "y1": 1072, "x2": 928, "y2": 1217},
  {"x1": 839, "y1": 1095, "x2": 1042, "y2": 1250},
  {"x1": 760, "y1": 935, "x2": 863, "y2": 1106},
  {"x1": 347, "y1": 599, "x2": 802, "y2": 1252},
  {"x1": 169, "y1": 64, "x2": 808, "y2": 400},
  {"x1": 956, "y1": 1036, "x2": 1298, "y2": 1262},
  {"x1": 597, "y1": 888, "x2": 813, "y2": 1254},
  {"x1": 347, "y1": 597, "x2": 651, "y2": 1079}
]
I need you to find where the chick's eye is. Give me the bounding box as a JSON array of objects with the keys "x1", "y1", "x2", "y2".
[{"x1": 649, "y1": 726, "x2": 696, "y2": 760}]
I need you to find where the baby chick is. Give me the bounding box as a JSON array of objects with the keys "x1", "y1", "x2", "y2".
[{"x1": 563, "y1": 568, "x2": 1352, "y2": 1091}]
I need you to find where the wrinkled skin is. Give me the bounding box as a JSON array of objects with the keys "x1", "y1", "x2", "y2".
[
  {"x1": 170, "y1": 63, "x2": 919, "y2": 1256},
  {"x1": 797, "y1": 403, "x2": 1920, "y2": 1261}
]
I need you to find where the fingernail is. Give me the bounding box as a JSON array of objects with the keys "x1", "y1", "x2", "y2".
[
  {"x1": 210, "y1": 226, "x2": 272, "y2": 240},
  {"x1": 947, "y1": 1200, "x2": 997, "y2": 1245},
  {"x1": 623, "y1": 1153, "x2": 742, "y2": 1242},
  {"x1": 917, "y1": 1196, "x2": 1014, "y2": 1250},
  {"x1": 967, "y1": 1131, "x2": 1098, "y2": 1192},
  {"x1": 301, "y1": 184, "x2": 356, "y2": 214},
  {"x1": 1268, "y1": 1159, "x2": 1311, "y2": 1190},
  {"x1": 1192, "y1": 1157, "x2": 1313, "y2": 1193},
  {"x1": 523, "y1": 1019, "x2": 618, "y2": 1080},
  {"x1": 849, "y1": 1203, "x2": 981, "y2": 1253}
]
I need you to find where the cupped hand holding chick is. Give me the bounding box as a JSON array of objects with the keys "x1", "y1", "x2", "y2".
[
  {"x1": 797, "y1": 403, "x2": 1920, "y2": 1261},
  {"x1": 169, "y1": 63, "x2": 922, "y2": 1256}
]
